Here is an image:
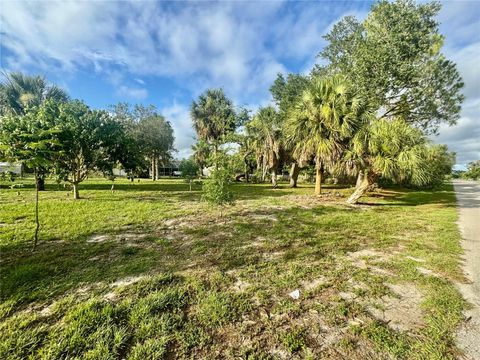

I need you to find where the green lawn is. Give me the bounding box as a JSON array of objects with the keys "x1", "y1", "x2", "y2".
[{"x1": 0, "y1": 177, "x2": 467, "y2": 359}]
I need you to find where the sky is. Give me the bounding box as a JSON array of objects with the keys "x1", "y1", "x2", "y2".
[{"x1": 1, "y1": 0, "x2": 479, "y2": 165}]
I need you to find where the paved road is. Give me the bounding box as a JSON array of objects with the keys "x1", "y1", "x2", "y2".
[{"x1": 453, "y1": 180, "x2": 480, "y2": 360}]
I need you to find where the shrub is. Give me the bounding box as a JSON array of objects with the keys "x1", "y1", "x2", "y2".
[{"x1": 202, "y1": 167, "x2": 233, "y2": 206}]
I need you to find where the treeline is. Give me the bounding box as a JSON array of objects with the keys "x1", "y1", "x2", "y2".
[
  {"x1": 454, "y1": 161, "x2": 480, "y2": 181},
  {"x1": 189, "y1": 0, "x2": 462, "y2": 204},
  {"x1": 0, "y1": 73, "x2": 175, "y2": 199}
]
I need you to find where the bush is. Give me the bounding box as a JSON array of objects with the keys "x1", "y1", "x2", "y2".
[{"x1": 202, "y1": 167, "x2": 233, "y2": 206}]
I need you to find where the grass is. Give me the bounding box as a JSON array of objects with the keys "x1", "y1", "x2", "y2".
[{"x1": 0, "y1": 176, "x2": 467, "y2": 359}]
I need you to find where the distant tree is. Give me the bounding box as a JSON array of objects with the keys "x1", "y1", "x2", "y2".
[
  {"x1": 236, "y1": 134, "x2": 256, "y2": 183},
  {"x1": 463, "y1": 160, "x2": 480, "y2": 180},
  {"x1": 191, "y1": 89, "x2": 237, "y2": 169},
  {"x1": 246, "y1": 106, "x2": 282, "y2": 187},
  {"x1": 319, "y1": 0, "x2": 464, "y2": 133},
  {"x1": 421, "y1": 145, "x2": 456, "y2": 186},
  {"x1": 0, "y1": 103, "x2": 60, "y2": 247},
  {"x1": 110, "y1": 103, "x2": 175, "y2": 180},
  {"x1": 270, "y1": 73, "x2": 310, "y2": 187},
  {"x1": 0, "y1": 72, "x2": 69, "y2": 190},
  {"x1": 191, "y1": 140, "x2": 210, "y2": 176},
  {"x1": 138, "y1": 114, "x2": 175, "y2": 180},
  {"x1": 179, "y1": 158, "x2": 199, "y2": 191}
]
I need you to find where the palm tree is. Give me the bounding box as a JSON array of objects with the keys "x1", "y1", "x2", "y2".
[
  {"x1": 345, "y1": 118, "x2": 431, "y2": 204},
  {"x1": 191, "y1": 140, "x2": 210, "y2": 176},
  {"x1": 247, "y1": 106, "x2": 282, "y2": 187},
  {"x1": 190, "y1": 89, "x2": 236, "y2": 169},
  {"x1": 0, "y1": 72, "x2": 69, "y2": 190},
  {"x1": 285, "y1": 75, "x2": 367, "y2": 195},
  {"x1": 0, "y1": 72, "x2": 68, "y2": 116}
]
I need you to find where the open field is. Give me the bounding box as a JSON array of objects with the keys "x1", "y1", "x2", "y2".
[{"x1": 0, "y1": 178, "x2": 467, "y2": 359}]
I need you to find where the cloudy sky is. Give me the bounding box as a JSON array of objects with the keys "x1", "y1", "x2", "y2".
[{"x1": 1, "y1": 0, "x2": 478, "y2": 165}]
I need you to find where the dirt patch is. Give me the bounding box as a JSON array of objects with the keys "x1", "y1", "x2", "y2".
[
  {"x1": 110, "y1": 275, "x2": 146, "y2": 287},
  {"x1": 87, "y1": 234, "x2": 109, "y2": 243},
  {"x1": 263, "y1": 251, "x2": 284, "y2": 261},
  {"x1": 301, "y1": 277, "x2": 327, "y2": 291},
  {"x1": 368, "y1": 283, "x2": 424, "y2": 331},
  {"x1": 232, "y1": 278, "x2": 250, "y2": 292},
  {"x1": 103, "y1": 292, "x2": 117, "y2": 302},
  {"x1": 405, "y1": 255, "x2": 425, "y2": 263},
  {"x1": 347, "y1": 248, "x2": 394, "y2": 271}
]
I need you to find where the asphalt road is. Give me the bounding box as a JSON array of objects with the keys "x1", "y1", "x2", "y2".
[{"x1": 453, "y1": 180, "x2": 480, "y2": 360}]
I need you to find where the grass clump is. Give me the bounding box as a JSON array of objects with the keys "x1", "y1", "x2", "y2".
[{"x1": 280, "y1": 326, "x2": 307, "y2": 353}]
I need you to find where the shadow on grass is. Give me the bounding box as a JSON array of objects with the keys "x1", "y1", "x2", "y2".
[
  {"x1": 0, "y1": 204, "x2": 362, "y2": 314},
  {"x1": 357, "y1": 185, "x2": 457, "y2": 207}
]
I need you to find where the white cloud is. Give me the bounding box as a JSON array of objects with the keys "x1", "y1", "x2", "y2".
[
  {"x1": 117, "y1": 85, "x2": 148, "y2": 100},
  {"x1": 161, "y1": 102, "x2": 195, "y2": 159},
  {"x1": 434, "y1": 99, "x2": 480, "y2": 164}
]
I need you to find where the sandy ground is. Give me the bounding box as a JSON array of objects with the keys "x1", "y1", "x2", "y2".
[{"x1": 453, "y1": 180, "x2": 480, "y2": 360}]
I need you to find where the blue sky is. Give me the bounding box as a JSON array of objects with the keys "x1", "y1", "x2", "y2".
[{"x1": 1, "y1": 0, "x2": 479, "y2": 164}]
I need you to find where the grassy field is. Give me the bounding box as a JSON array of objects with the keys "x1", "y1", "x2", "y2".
[{"x1": 0, "y1": 177, "x2": 467, "y2": 359}]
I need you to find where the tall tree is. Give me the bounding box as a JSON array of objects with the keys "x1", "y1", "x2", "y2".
[
  {"x1": 319, "y1": 0, "x2": 464, "y2": 133},
  {"x1": 0, "y1": 72, "x2": 69, "y2": 190},
  {"x1": 286, "y1": 75, "x2": 370, "y2": 195},
  {"x1": 191, "y1": 89, "x2": 237, "y2": 169},
  {"x1": 52, "y1": 100, "x2": 127, "y2": 199},
  {"x1": 110, "y1": 103, "x2": 175, "y2": 180},
  {"x1": 191, "y1": 140, "x2": 210, "y2": 176},
  {"x1": 246, "y1": 106, "x2": 282, "y2": 187},
  {"x1": 270, "y1": 73, "x2": 310, "y2": 187},
  {"x1": 137, "y1": 114, "x2": 175, "y2": 181}
]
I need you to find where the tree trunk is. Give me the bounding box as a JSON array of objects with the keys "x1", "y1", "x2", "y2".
[
  {"x1": 261, "y1": 157, "x2": 268, "y2": 183},
  {"x1": 347, "y1": 172, "x2": 376, "y2": 204},
  {"x1": 315, "y1": 167, "x2": 322, "y2": 195},
  {"x1": 189, "y1": 179, "x2": 192, "y2": 191},
  {"x1": 244, "y1": 163, "x2": 249, "y2": 182},
  {"x1": 33, "y1": 172, "x2": 40, "y2": 249},
  {"x1": 36, "y1": 176, "x2": 45, "y2": 191},
  {"x1": 356, "y1": 171, "x2": 364, "y2": 188},
  {"x1": 271, "y1": 169, "x2": 278, "y2": 188},
  {"x1": 289, "y1": 162, "x2": 300, "y2": 188},
  {"x1": 73, "y1": 183, "x2": 80, "y2": 200}
]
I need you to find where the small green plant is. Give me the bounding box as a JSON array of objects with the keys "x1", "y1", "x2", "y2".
[
  {"x1": 202, "y1": 167, "x2": 234, "y2": 206},
  {"x1": 128, "y1": 337, "x2": 169, "y2": 360},
  {"x1": 280, "y1": 326, "x2": 307, "y2": 353},
  {"x1": 179, "y1": 158, "x2": 199, "y2": 191},
  {"x1": 196, "y1": 292, "x2": 237, "y2": 327}
]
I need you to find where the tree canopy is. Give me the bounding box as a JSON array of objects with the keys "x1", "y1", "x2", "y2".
[{"x1": 318, "y1": 0, "x2": 464, "y2": 132}]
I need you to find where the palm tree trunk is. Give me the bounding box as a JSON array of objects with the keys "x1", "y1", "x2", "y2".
[
  {"x1": 315, "y1": 167, "x2": 322, "y2": 195},
  {"x1": 347, "y1": 172, "x2": 376, "y2": 204},
  {"x1": 271, "y1": 169, "x2": 278, "y2": 188},
  {"x1": 289, "y1": 162, "x2": 300, "y2": 188},
  {"x1": 356, "y1": 171, "x2": 364, "y2": 188}
]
